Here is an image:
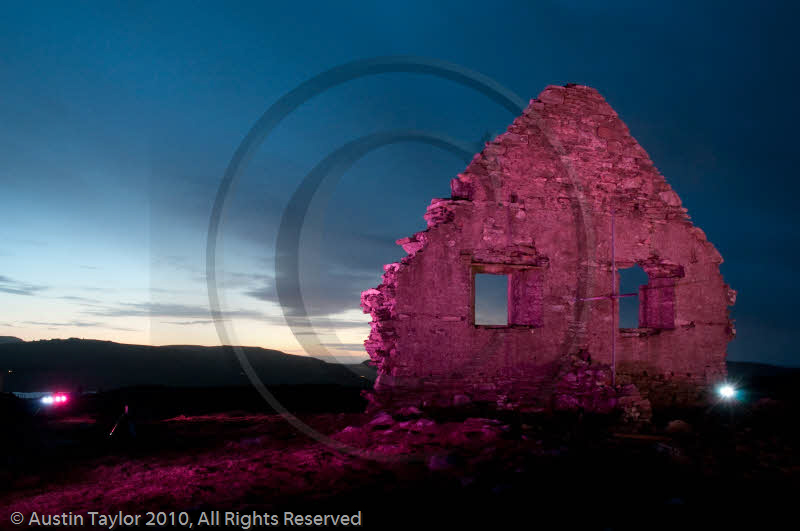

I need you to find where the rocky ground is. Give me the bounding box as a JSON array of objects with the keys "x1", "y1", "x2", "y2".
[{"x1": 1, "y1": 389, "x2": 798, "y2": 529}]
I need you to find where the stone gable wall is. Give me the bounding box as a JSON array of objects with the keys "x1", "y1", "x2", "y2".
[{"x1": 361, "y1": 84, "x2": 735, "y2": 410}]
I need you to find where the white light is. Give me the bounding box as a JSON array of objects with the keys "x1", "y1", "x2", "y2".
[
  {"x1": 41, "y1": 396, "x2": 53, "y2": 404},
  {"x1": 719, "y1": 384, "x2": 736, "y2": 399}
]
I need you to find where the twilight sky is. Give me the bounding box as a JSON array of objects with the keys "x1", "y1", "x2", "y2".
[{"x1": 1, "y1": 1, "x2": 797, "y2": 366}]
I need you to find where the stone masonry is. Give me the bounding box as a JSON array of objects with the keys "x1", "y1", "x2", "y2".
[{"x1": 361, "y1": 84, "x2": 736, "y2": 414}]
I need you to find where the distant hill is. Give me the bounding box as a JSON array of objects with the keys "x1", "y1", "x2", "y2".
[
  {"x1": 4, "y1": 338, "x2": 793, "y2": 398},
  {"x1": 727, "y1": 360, "x2": 800, "y2": 400},
  {"x1": 0, "y1": 338, "x2": 375, "y2": 392},
  {"x1": 727, "y1": 360, "x2": 800, "y2": 378}
]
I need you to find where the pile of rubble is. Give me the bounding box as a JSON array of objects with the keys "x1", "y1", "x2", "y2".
[
  {"x1": 553, "y1": 352, "x2": 652, "y2": 422},
  {"x1": 333, "y1": 410, "x2": 507, "y2": 465}
]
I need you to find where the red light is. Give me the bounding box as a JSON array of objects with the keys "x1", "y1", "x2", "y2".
[{"x1": 41, "y1": 393, "x2": 69, "y2": 406}]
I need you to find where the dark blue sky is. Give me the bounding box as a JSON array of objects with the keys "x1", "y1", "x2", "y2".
[{"x1": 1, "y1": 1, "x2": 797, "y2": 366}]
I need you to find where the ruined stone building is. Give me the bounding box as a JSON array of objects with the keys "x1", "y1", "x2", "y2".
[{"x1": 361, "y1": 84, "x2": 736, "y2": 414}]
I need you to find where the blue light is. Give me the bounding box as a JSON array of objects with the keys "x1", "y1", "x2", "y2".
[{"x1": 718, "y1": 384, "x2": 736, "y2": 400}]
